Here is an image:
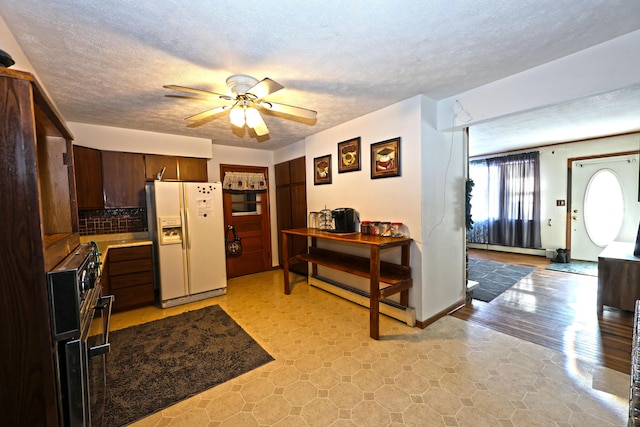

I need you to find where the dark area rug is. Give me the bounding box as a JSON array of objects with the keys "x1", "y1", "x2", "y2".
[
  {"x1": 468, "y1": 258, "x2": 535, "y2": 303},
  {"x1": 546, "y1": 260, "x2": 598, "y2": 276},
  {"x1": 103, "y1": 305, "x2": 273, "y2": 427}
]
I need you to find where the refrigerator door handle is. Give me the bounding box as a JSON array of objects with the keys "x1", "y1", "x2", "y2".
[
  {"x1": 185, "y1": 208, "x2": 192, "y2": 250},
  {"x1": 180, "y1": 207, "x2": 186, "y2": 250}
]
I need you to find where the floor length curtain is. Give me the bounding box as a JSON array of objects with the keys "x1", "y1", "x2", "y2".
[
  {"x1": 486, "y1": 152, "x2": 541, "y2": 248},
  {"x1": 468, "y1": 152, "x2": 541, "y2": 248}
]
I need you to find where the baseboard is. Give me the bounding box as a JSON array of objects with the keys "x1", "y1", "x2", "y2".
[
  {"x1": 467, "y1": 243, "x2": 546, "y2": 257},
  {"x1": 308, "y1": 276, "x2": 416, "y2": 326},
  {"x1": 415, "y1": 298, "x2": 466, "y2": 329}
]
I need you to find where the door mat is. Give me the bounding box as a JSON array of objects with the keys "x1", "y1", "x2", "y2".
[
  {"x1": 546, "y1": 260, "x2": 598, "y2": 276},
  {"x1": 468, "y1": 258, "x2": 535, "y2": 303},
  {"x1": 102, "y1": 305, "x2": 273, "y2": 427}
]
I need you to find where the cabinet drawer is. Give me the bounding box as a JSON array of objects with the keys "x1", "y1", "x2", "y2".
[
  {"x1": 109, "y1": 258, "x2": 152, "y2": 276},
  {"x1": 112, "y1": 283, "x2": 155, "y2": 312},
  {"x1": 110, "y1": 271, "x2": 153, "y2": 290},
  {"x1": 108, "y1": 245, "x2": 152, "y2": 262}
]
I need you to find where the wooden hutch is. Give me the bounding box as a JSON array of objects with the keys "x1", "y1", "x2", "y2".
[{"x1": 0, "y1": 68, "x2": 79, "y2": 425}]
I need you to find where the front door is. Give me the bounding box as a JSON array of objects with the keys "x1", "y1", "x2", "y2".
[
  {"x1": 220, "y1": 164, "x2": 273, "y2": 278},
  {"x1": 569, "y1": 153, "x2": 639, "y2": 261}
]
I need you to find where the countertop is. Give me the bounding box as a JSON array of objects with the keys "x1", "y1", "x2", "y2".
[{"x1": 80, "y1": 232, "x2": 152, "y2": 256}]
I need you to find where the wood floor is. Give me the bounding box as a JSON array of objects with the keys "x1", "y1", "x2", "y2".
[{"x1": 451, "y1": 248, "x2": 635, "y2": 374}]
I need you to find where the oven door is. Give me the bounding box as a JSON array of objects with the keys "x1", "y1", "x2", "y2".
[{"x1": 64, "y1": 294, "x2": 113, "y2": 427}]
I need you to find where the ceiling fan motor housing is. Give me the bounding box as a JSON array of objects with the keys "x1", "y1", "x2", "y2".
[{"x1": 226, "y1": 74, "x2": 259, "y2": 96}]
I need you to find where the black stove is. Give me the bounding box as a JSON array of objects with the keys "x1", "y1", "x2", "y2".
[{"x1": 47, "y1": 242, "x2": 113, "y2": 426}]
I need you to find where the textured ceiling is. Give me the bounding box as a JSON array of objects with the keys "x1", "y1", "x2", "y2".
[{"x1": 1, "y1": 1, "x2": 640, "y2": 153}]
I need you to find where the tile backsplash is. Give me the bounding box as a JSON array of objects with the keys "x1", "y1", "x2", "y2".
[{"x1": 79, "y1": 208, "x2": 148, "y2": 236}]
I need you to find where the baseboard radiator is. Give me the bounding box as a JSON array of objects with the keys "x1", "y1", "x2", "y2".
[
  {"x1": 308, "y1": 275, "x2": 416, "y2": 326},
  {"x1": 630, "y1": 300, "x2": 640, "y2": 426}
]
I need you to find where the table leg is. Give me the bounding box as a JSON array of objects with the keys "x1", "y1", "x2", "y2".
[
  {"x1": 370, "y1": 246, "x2": 381, "y2": 339},
  {"x1": 311, "y1": 236, "x2": 318, "y2": 277},
  {"x1": 400, "y1": 243, "x2": 410, "y2": 306},
  {"x1": 282, "y1": 232, "x2": 291, "y2": 295}
]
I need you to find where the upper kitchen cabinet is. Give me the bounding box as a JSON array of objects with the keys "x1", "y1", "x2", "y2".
[
  {"x1": 73, "y1": 145, "x2": 104, "y2": 209},
  {"x1": 145, "y1": 154, "x2": 178, "y2": 180},
  {"x1": 145, "y1": 154, "x2": 208, "y2": 182},
  {"x1": 0, "y1": 68, "x2": 78, "y2": 425},
  {"x1": 178, "y1": 157, "x2": 208, "y2": 181},
  {"x1": 102, "y1": 151, "x2": 146, "y2": 208}
]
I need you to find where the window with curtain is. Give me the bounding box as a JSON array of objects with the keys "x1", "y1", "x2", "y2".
[
  {"x1": 222, "y1": 171, "x2": 267, "y2": 191},
  {"x1": 467, "y1": 151, "x2": 541, "y2": 248}
]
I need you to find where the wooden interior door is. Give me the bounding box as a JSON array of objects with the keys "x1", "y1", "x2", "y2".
[{"x1": 221, "y1": 164, "x2": 272, "y2": 278}]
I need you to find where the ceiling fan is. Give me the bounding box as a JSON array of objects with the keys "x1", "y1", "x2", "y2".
[{"x1": 164, "y1": 74, "x2": 317, "y2": 136}]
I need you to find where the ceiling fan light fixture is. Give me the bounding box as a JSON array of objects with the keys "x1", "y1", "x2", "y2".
[
  {"x1": 165, "y1": 74, "x2": 314, "y2": 138},
  {"x1": 229, "y1": 106, "x2": 245, "y2": 127},
  {"x1": 244, "y1": 107, "x2": 262, "y2": 128}
]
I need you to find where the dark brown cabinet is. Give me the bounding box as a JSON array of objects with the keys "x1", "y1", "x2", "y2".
[
  {"x1": 145, "y1": 154, "x2": 208, "y2": 182},
  {"x1": 145, "y1": 154, "x2": 178, "y2": 180},
  {"x1": 178, "y1": 157, "x2": 208, "y2": 181},
  {"x1": 597, "y1": 242, "x2": 640, "y2": 313},
  {"x1": 102, "y1": 151, "x2": 146, "y2": 208},
  {"x1": 1, "y1": 69, "x2": 79, "y2": 426},
  {"x1": 275, "y1": 156, "x2": 307, "y2": 275},
  {"x1": 74, "y1": 152, "x2": 207, "y2": 211},
  {"x1": 73, "y1": 145, "x2": 104, "y2": 209},
  {"x1": 104, "y1": 245, "x2": 155, "y2": 312}
]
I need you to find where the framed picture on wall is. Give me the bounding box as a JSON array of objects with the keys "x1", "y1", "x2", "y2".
[
  {"x1": 337, "y1": 137, "x2": 361, "y2": 173},
  {"x1": 370, "y1": 137, "x2": 401, "y2": 179},
  {"x1": 313, "y1": 154, "x2": 332, "y2": 185}
]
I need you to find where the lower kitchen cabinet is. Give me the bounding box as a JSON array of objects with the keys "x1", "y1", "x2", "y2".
[{"x1": 105, "y1": 245, "x2": 155, "y2": 312}]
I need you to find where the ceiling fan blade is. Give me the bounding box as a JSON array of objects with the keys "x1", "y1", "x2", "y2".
[
  {"x1": 252, "y1": 120, "x2": 269, "y2": 136},
  {"x1": 165, "y1": 94, "x2": 216, "y2": 102},
  {"x1": 185, "y1": 105, "x2": 231, "y2": 122},
  {"x1": 260, "y1": 101, "x2": 317, "y2": 120},
  {"x1": 164, "y1": 85, "x2": 233, "y2": 100},
  {"x1": 247, "y1": 78, "x2": 284, "y2": 100}
]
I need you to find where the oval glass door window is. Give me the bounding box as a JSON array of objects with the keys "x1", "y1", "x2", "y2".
[{"x1": 583, "y1": 169, "x2": 624, "y2": 247}]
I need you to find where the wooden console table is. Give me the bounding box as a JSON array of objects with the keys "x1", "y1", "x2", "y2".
[
  {"x1": 597, "y1": 241, "x2": 640, "y2": 313},
  {"x1": 281, "y1": 228, "x2": 413, "y2": 339}
]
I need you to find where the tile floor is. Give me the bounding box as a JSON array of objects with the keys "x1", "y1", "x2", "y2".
[{"x1": 108, "y1": 270, "x2": 630, "y2": 426}]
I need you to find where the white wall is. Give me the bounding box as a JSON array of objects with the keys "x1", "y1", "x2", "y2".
[
  {"x1": 540, "y1": 132, "x2": 640, "y2": 250},
  {"x1": 273, "y1": 140, "x2": 306, "y2": 165},
  {"x1": 209, "y1": 144, "x2": 279, "y2": 266},
  {"x1": 69, "y1": 122, "x2": 212, "y2": 158},
  {"x1": 303, "y1": 95, "x2": 465, "y2": 321},
  {"x1": 420, "y1": 96, "x2": 467, "y2": 320},
  {"x1": 438, "y1": 29, "x2": 640, "y2": 130}
]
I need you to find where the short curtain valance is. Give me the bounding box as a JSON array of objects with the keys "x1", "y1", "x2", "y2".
[{"x1": 222, "y1": 172, "x2": 267, "y2": 191}]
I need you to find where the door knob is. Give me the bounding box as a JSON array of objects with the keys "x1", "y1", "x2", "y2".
[
  {"x1": 573, "y1": 209, "x2": 578, "y2": 213},
  {"x1": 572, "y1": 215, "x2": 577, "y2": 220}
]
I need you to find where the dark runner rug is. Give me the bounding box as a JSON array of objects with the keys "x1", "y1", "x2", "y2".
[
  {"x1": 468, "y1": 258, "x2": 535, "y2": 303},
  {"x1": 103, "y1": 305, "x2": 273, "y2": 427},
  {"x1": 546, "y1": 260, "x2": 598, "y2": 276}
]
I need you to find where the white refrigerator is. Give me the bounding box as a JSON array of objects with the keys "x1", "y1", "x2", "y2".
[{"x1": 146, "y1": 181, "x2": 227, "y2": 308}]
